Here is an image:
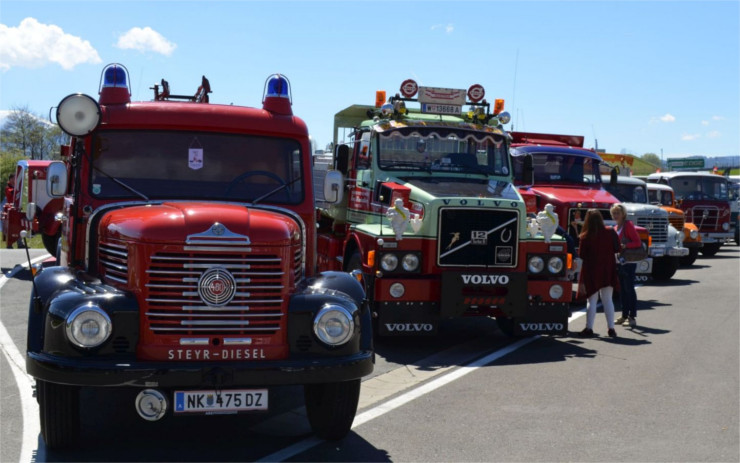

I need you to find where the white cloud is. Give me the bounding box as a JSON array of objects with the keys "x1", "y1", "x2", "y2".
[
  {"x1": 711, "y1": 115, "x2": 724, "y2": 121},
  {"x1": 649, "y1": 113, "x2": 676, "y2": 124},
  {"x1": 701, "y1": 120, "x2": 709, "y2": 126},
  {"x1": 681, "y1": 133, "x2": 701, "y2": 141},
  {"x1": 116, "y1": 27, "x2": 176, "y2": 56},
  {"x1": 0, "y1": 17, "x2": 101, "y2": 71},
  {"x1": 707, "y1": 130, "x2": 720, "y2": 138},
  {"x1": 431, "y1": 23, "x2": 454, "y2": 35}
]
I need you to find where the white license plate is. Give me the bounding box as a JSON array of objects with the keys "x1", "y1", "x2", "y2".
[
  {"x1": 174, "y1": 389, "x2": 268, "y2": 414},
  {"x1": 421, "y1": 103, "x2": 461, "y2": 115}
]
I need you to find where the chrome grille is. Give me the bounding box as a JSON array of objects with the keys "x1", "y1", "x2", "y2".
[
  {"x1": 636, "y1": 216, "x2": 669, "y2": 243},
  {"x1": 99, "y1": 242, "x2": 128, "y2": 285},
  {"x1": 688, "y1": 206, "x2": 720, "y2": 232},
  {"x1": 144, "y1": 250, "x2": 287, "y2": 335}
]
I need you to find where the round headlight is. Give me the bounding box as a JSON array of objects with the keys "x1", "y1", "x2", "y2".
[
  {"x1": 689, "y1": 229, "x2": 699, "y2": 240},
  {"x1": 549, "y1": 284, "x2": 564, "y2": 299},
  {"x1": 547, "y1": 256, "x2": 564, "y2": 274},
  {"x1": 65, "y1": 304, "x2": 111, "y2": 348},
  {"x1": 722, "y1": 222, "x2": 730, "y2": 231},
  {"x1": 528, "y1": 256, "x2": 544, "y2": 274},
  {"x1": 401, "y1": 254, "x2": 420, "y2": 272},
  {"x1": 57, "y1": 93, "x2": 101, "y2": 136},
  {"x1": 380, "y1": 254, "x2": 399, "y2": 272},
  {"x1": 389, "y1": 282, "x2": 405, "y2": 298},
  {"x1": 313, "y1": 304, "x2": 355, "y2": 346}
]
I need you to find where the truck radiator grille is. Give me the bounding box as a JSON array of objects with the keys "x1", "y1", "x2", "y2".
[
  {"x1": 437, "y1": 208, "x2": 519, "y2": 268},
  {"x1": 99, "y1": 242, "x2": 128, "y2": 285},
  {"x1": 636, "y1": 217, "x2": 669, "y2": 243},
  {"x1": 687, "y1": 206, "x2": 721, "y2": 232},
  {"x1": 144, "y1": 250, "x2": 288, "y2": 335},
  {"x1": 668, "y1": 214, "x2": 684, "y2": 232}
]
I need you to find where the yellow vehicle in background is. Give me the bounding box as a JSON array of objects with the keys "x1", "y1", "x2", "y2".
[{"x1": 646, "y1": 182, "x2": 702, "y2": 266}]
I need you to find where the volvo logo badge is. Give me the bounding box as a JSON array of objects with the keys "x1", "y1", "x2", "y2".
[
  {"x1": 198, "y1": 267, "x2": 236, "y2": 307},
  {"x1": 211, "y1": 223, "x2": 225, "y2": 236}
]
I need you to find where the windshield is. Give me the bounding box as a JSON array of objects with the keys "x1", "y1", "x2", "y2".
[
  {"x1": 512, "y1": 152, "x2": 602, "y2": 185},
  {"x1": 605, "y1": 183, "x2": 647, "y2": 204},
  {"x1": 648, "y1": 189, "x2": 674, "y2": 206},
  {"x1": 376, "y1": 127, "x2": 509, "y2": 176},
  {"x1": 90, "y1": 130, "x2": 303, "y2": 203},
  {"x1": 667, "y1": 176, "x2": 729, "y2": 201}
]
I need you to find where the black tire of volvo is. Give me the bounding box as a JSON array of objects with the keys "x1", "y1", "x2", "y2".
[
  {"x1": 304, "y1": 379, "x2": 361, "y2": 440},
  {"x1": 37, "y1": 380, "x2": 81, "y2": 449},
  {"x1": 41, "y1": 230, "x2": 60, "y2": 257},
  {"x1": 679, "y1": 247, "x2": 699, "y2": 266}
]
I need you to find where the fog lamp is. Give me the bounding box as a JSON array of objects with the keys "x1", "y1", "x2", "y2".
[
  {"x1": 549, "y1": 284, "x2": 564, "y2": 299},
  {"x1": 389, "y1": 283, "x2": 405, "y2": 298}
]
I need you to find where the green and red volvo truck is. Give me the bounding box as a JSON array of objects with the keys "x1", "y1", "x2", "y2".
[
  {"x1": 25, "y1": 64, "x2": 373, "y2": 449},
  {"x1": 314, "y1": 80, "x2": 572, "y2": 337}
]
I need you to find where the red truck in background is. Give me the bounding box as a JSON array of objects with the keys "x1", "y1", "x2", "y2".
[
  {"x1": 1, "y1": 160, "x2": 63, "y2": 255},
  {"x1": 647, "y1": 171, "x2": 733, "y2": 256},
  {"x1": 510, "y1": 132, "x2": 653, "y2": 286},
  {"x1": 25, "y1": 63, "x2": 373, "y2": 449}
]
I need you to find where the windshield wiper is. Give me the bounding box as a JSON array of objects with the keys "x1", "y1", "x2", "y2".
[
  {"x1": 92, "y1": 166, "x2": 149, "y2": 201},
  {"x1": 251, "y1": 176, "x2": 302, "y2": 205}
]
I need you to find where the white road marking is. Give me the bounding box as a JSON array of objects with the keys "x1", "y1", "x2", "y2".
[
  {"x1": 257, "y1": 309, "x2": 588, "y2": 463},
  {"x1": 0, "y1": 253, "x2": 50, "y2": 463}
]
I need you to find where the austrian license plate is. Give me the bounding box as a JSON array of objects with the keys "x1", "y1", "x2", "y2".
[{"x1": 174, "y1": 389, "x2": 268, "y2": 414}]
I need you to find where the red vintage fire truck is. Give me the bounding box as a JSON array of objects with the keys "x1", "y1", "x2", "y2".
[
  {"x1": 1, "y1": 160, "x2": 63, "y2": 255},
  {"x1": 314, "y1": 80, "x2": 572, "y2": 337},
  {"x1": 509, "y1": 132, "x2": 653, "y2": 285},
  {"x1": 25, "y1": 64, "x2": 373, "y2": 449}
]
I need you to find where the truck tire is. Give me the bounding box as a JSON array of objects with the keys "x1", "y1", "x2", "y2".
[
  {"x1": 680, "y1": 248, "x2": 699, "y2": 266},
  {"x1": 304, "y1": 379, "x2": 361, "y2": 440},
  {"x1": 37, "y1": 380, "x2": 80, "y2": 449},
  {"x1": 701, "y1": 243, "x2": 721, "y2": 257},
  {"x1": 652, "y1": 256, "x2": 678, "y2": 281},
  {"x1": 42, "y1": 230, "x2": 60, "y2": 257}
]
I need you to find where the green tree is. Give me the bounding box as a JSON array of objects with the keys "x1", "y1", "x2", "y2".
[
  {"x1": 0, "y1": 106, "x2": 66, "y2": 160},
  {"x1": 641, "y1": 152, "x2": 661, "y2": 168}
]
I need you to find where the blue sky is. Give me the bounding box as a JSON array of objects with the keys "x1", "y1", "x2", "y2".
[{"x1": 1, "y1": 1, "x2": 738, "y2": 160}]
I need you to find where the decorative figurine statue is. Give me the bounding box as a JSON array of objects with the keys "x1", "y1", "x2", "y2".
[
  {"x1": 536, "y1": 203, "x2": 558, "y2": 243},
  {"x1": 387, "y1": 198, "x2": 418, "y2": 240}
]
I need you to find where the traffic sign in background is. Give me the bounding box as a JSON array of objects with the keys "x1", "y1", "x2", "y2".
[{"x1": 667, "y1": 157, "x2": 705, "y2": 169}]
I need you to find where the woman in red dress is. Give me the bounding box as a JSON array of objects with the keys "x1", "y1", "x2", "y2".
[{"x1": 578, "y1": 209, "x2": 620, "y2": 337}]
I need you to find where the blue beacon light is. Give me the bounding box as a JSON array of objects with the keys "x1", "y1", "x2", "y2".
[
  {"x1": 98, "y1": 63, "x2": 131, "y2": 104},
  {"x1": 262, "y1": 74, "x2": 293, "y2": 115},
  {"x1": 103, "y1": 65, "x2": 128, "y2": 88}
]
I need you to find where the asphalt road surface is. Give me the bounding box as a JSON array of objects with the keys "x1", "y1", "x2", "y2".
[{"x1": 1, "y1": 247, "x2": 738, "y2": 462}]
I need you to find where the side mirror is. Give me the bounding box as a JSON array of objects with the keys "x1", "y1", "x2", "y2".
[
  {"x1": 26, "y1": 202, "x2": 36, "y2": 221},
  {"x1": 610, "y1": 167, "x2": 618, "y2": 187},
  {"x1": 46, "y1": 161, "x2": 68, "y2": 197},
  {"x1": 335, "y1": 144, "x2": 350, "y2": 176},
  {"x1": 522, "y1": 154, "x2": 534, "y2": 186},
  {"x1": 323, "y1": 170, "x2": 345, "y2": 204}
]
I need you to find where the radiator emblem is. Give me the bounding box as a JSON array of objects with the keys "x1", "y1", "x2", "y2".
[{"x1": 198, "y1": 267, "x2": 236, "y2": 307}]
